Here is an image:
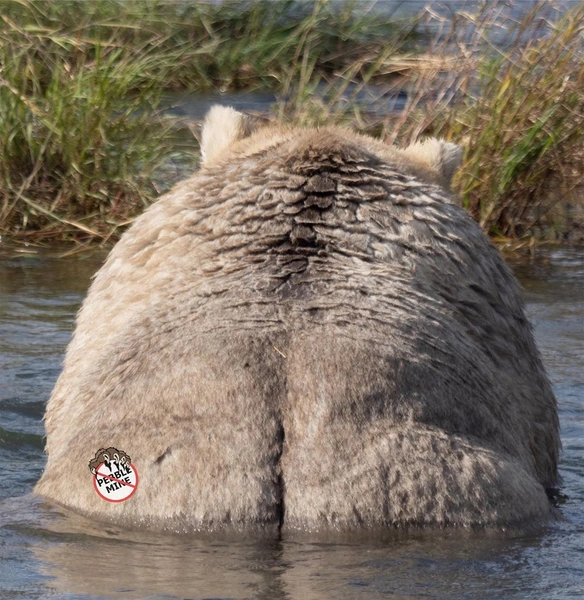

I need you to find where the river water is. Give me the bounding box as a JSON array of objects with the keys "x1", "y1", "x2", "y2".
[{"x1": 0, "y1": 246, "x2": 582, "y2": 598}]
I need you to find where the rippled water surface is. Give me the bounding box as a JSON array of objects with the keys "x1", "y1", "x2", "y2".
[{"x1": 0, "y1": 248, "x2": 583, "y2": 599}]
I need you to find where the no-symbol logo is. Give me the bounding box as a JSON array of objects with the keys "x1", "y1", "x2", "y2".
[{"x1": 88, "y1": 447, "x2": 138, "y2": 503}]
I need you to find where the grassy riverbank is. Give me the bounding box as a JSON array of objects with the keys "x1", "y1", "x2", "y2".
[{"x1": 1, "y1": 0, "x2": 583, "y2": 246}]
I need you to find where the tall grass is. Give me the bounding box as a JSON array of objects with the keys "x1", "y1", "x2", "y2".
[
  {"x1": 454, "y1": 5, "x2": 584, "y2": 241},
  {"x1": 0, "y1": 0, "x2": 414, "y2": 91},
  {"x1": 0, "y1": 3, "x2": 190, "y2": 243},
  {"x1": 0, "y1": 0, "x2": 412, "y2": 243}
]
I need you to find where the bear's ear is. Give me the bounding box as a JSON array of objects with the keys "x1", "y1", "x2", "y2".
[
  {"x1": 200, "y1": 105, "x2": 255, "y2": 166},
  {"x1": 401, "y1": 138, "x2": 463, "y2": 186}
]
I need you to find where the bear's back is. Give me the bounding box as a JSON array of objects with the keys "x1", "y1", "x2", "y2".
[{"x1": 35, "y1": 114, "x2": 560, "y2": 531}]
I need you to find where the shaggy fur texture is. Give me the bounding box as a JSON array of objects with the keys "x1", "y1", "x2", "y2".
[{"x1": 35, "y1": 106, "x2": 560, "y2": 531}]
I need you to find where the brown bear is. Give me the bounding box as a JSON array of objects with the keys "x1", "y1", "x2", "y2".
[{"x1": 35, "y1": 106, "x2": 560, "y2": 532}]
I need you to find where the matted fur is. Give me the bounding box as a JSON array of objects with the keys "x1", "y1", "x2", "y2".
[{"x1": 35, "y1": 106, "x2": 560, "y2": 532}]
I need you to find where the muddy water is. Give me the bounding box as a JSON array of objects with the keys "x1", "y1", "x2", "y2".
[{"x1": 0, "y1": 247, "x2": 582, "y2": 599}]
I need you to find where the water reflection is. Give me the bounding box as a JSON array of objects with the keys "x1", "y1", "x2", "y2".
[{"x1": 23, "y1": 504, "x2": 560, "y2": 600}]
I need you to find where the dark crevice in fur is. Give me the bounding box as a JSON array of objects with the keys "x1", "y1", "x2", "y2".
[
  {"x1": 275, "y1": 423, "x2": 286, "y2": 538},
  {"x1": 546, "y1": 487, "x2": 568, "y2": 506},
  {"x1": 154, "y1": 447, "x2": 172, "y2": 465}
]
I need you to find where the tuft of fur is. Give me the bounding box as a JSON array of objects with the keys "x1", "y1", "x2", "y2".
[
  {"x1": 35, "y1": 106, "x2": 560, "y2": 532},
  {"x1": 200, "y1": 105, "x2": 255, "y2": 166},
  {"x1": 399, "y1": 138, "x2": 463, "y2": 187}
]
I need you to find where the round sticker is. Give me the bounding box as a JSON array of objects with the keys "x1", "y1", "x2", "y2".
[{"x1": 93, "y1": 461, "x2": 139, "y2": 502}]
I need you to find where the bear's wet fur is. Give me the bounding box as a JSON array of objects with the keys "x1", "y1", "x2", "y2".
[{"x1": 35, "y1": 106, "x2": 560, "y2": 532}]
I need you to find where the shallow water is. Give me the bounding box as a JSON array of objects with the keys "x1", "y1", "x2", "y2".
[{"x1": 0, "y1": 247, "x2": 582, "y2": 599}]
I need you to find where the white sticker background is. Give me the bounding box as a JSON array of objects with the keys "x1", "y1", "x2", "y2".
[{"x1": 93, "y1": 462, "x2": 139, "y2": 502}]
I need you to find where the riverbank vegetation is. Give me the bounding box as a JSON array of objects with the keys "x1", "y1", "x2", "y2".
[{"x1": 1, "y1": 0, "x2": 583, "y2": 246}]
